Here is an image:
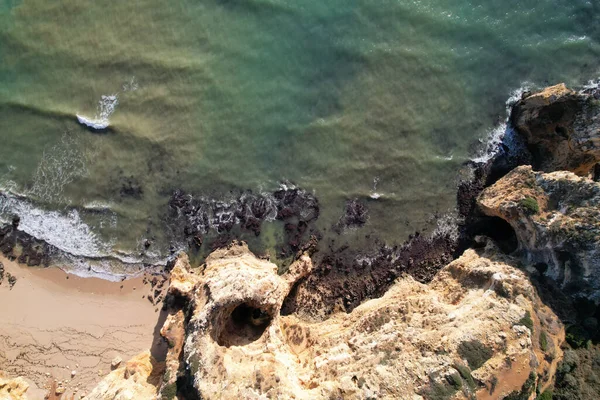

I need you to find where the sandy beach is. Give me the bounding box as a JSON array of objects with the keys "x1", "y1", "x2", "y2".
[{"x1": 0, "y1": 255, "x2": 167, "y2": 399}]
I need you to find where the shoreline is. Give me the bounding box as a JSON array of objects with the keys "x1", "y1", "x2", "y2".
[{"x1": 0, "y1": 255, "x2": 167, "y2": 399}]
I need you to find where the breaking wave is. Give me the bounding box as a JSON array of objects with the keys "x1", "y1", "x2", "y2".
[
  {"x1": 76, "y1": 94, "x2": 119, "y2": 130},
  {"x1": 471, "y1": 84, "x2": 533, "y2": 164}
]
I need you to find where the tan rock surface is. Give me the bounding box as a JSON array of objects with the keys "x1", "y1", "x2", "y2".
[
  {"x1": 0, "y1": 371, "x2": 29, "y2": 399},
  {"x1": 162, "y1": 243, "x2": 563, "y2": 399},
  {"x1": 511, "y1": 83, "x2": 600, "y2": 175},
  {"x1": 85, "y1": 351, "x2": 164, "y2": 400},
  {"x1": 478, "y1": 165, "x2": 600, "y2": 301}
]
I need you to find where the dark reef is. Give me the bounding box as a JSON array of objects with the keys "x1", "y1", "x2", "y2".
[
  {"x1": 167, "y1": 186, "x2": 319, "y2": 256},
  {"x1": 0, "y1": 215, "x2": 54, "y2": 267}
]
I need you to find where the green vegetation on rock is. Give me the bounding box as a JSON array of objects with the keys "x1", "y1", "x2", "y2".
[
  {"x1": 520, "y1": 197, "x2": 540, "y2": 214},
  {"x1": 162, "y1": 382, "x2": 177, "y2": 400},
  {"x1": 161, "y1": 381, "x2": 178, "y2": 400},
  {"x1": 537, "y1": 390, "x2": 553, "y2": 400},
  {"x1": 565, "y1": 325, "x2": 590, "y2": 349},
  {"x1": 424, "y1": 380, "x2": 458, "y2": 400},
  {"x1": 457, "y1": 340, "x2": 494, "y2": 370},
  {"x1": 446, "y1": 373, "x2": 463, "y2": 390},
  {"x1": 452, "y1": 362, "x2": 476, "y2": 390},
  {"x1": 539, "y1": 331, "x2": 549, "y2": 352},
  {"x1": 553, "y1": 346, "x2": 600, "y2": 400},
  {"x1": 518, "y1": 311, "x2": 534, "y2": 333}
]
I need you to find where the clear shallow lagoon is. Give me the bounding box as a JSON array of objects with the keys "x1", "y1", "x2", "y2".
[{"x1": 0, "y1": 0, "x2": 599, "y2": 273}]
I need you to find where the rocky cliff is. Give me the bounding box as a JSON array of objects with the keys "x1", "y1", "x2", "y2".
[
  {"x1": 478, "y1": 165, "x2": 600, "y2": 303},
  {"x1": 83, "y1": 242, "x2": 563, "y2": 400},
  {"x1": 85, "y1": 352, "x2": 165, "y2": 400},
  {"x1": 511, "y1": 83, "x2": 600, "y2": 176}
]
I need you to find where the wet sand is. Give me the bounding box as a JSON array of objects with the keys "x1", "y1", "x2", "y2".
[{"x1": 0, "y1": 255, "x2": 165, "y2": 399}]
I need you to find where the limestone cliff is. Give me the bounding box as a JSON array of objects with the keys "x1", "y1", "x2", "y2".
[
  {"x1": 85, "y1": 352, "x2": 164, "y2": 400},
  {"x1": 84, "y1": 243, "x2": 561, "y2": 400},
  {"x1": 510, "y1": 83, "x2": 600, "y2": 175},
  {"x1": 478, "y1": 165, "x2": 600, "y2": 302}
]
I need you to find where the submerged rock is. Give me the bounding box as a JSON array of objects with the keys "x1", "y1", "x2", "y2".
[
  {"x1": 167, "y1": 186, "x2": 319, "y2": 254},
  {"x1": 0, "y1": 217, "x2": 54, "y2": 268},
  {"x1": 333, "y1": 198, "x2": 369, "y2": 232},
  {"x1": 7, "y1": 273, "x2": 16, "y2": 289},
  {"x1": 511, "y1": 83, "x2": 600, "y2": 175}
]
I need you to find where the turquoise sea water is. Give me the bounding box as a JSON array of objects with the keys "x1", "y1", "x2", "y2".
[{"x1": 0, "y1": 0, "x2": 599, "y2": 275}]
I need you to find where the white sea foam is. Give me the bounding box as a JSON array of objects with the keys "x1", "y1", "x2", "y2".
[
  {"x1": 29, "y1": 132, "x2": 93, "y2": 204},
  {"x1": 430, "y1": 211, "x2": 461, "y2": 242},
  {"x1": 0, "y1": 191, "x2": 168, "y2": 279},
  {"x1": 122, "y1": 76, "x2": 139, "y2": 92},
  {"x1": 369, "y1": 177, "x2": 382, "y2": 199},
  {"x1": 0, "y1": 192, "x2": 105, "y2": 258},
  {"x1": 76, "y1": 94, "x2": 118, "y2": 130},
  {"x1": 565, "y1": 35, "x2": 588, "y2": 44},
  {"x1": 583, "y1": 78, "x2": 600, "y2": 91},
  {"x1": 472, "y1": 84, "x2": 533, "y2": 164}
]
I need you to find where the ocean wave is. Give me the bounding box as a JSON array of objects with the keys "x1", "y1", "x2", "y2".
[
  {"x1": 565, "y1": 35, "x2": 588, "y2": 44},
  {"x1": 76, "y1": 94, "x2": 118, "y2": 130},
  {"x1": 0, "y1": 191, "x2": 107, "y2": 258},
  {"x1": 56, "y1": 252, "x2": 165, "y2": 282},
  {"x1": 0, "y1": 190, "x2": 167, "y2": 279},
  {"x1": 583, "y1": 78, "x2": 600, "y2": 91}
]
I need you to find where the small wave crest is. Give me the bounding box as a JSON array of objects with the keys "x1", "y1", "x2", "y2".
[{"x1": 76, "y1": 94, "x2": 118, "y2": 130}]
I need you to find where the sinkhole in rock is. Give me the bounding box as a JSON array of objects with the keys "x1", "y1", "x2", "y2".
[
  {"x1": 215, "y1": 302, "x2": 273, "y2": 347},
  {"x1": 469, "y1": 216, "x2": 518, "y2": 254}
]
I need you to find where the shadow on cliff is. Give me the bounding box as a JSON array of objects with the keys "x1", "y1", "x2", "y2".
[
  {"x1": 476, "y1": 242, "x2": 600, "y2": 347},
  {"x1": 150, "y1": 309, "x2": 169, "y2": 362}
]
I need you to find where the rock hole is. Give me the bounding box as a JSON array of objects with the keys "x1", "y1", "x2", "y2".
[
  {"x1": 593, "y1": 163, "x2": 600, "y2": 182},
  {"x1": 465, "y1": 217, "x2": 518, "y2": 254},
  {"x1": 534, "y1": 262, "x2": 548, "y2": 274},
  {"x1": 555, "y1": 125, "x2": 569, "y2": 139},
  {"x1": 216, "y1": 302, "x2": 273, "y2": 347},
  {"x1": 280, "y1": 277, "x2": 306, "y2": 316}
]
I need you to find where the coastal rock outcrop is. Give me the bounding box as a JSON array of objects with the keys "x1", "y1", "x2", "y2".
[
  {"x1": 0, "y1": 372, "x2": 29, "y2": 400},
  {"x1": 85, "y1": 351, "x2": 165, "y2": 400},
  {"x1": 120, "y1": 243, "x2": 561, "y2": 399},
  {"x1": 510, "y1": 83, "x2": 600, "y2": 175},
  {"x1": 478, "y1": 165, "x2": 600, "y2": 303}
]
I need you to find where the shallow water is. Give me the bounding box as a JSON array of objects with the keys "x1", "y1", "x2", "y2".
[{"x1": 0, "y1": 0, "x2": 599, "y2": 274}]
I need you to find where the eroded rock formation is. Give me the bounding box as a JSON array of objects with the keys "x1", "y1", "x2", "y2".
[
  {"x1": 86, "y1": 352, "x2": 165, "y2": 400},
  {"x1": 511, "y1": 83, "x2": 600, "y2": 175},
  {"x1": 478, "y1": 165, "x2": 600, "y2": 302},
  {"x1": 85, "y1": 242, "x2": 562, "y2": 399},
  {"x1": 10, "y1": 82, "x2": 600, "y2": 399}
]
